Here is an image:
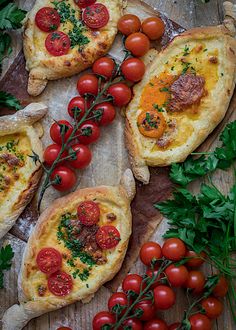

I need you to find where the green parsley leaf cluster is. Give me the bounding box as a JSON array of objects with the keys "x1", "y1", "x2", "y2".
[{"x1": 0, "y1": 244, "x2": 14, "y2": 288}]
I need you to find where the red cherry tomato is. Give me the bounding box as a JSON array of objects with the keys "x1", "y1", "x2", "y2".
[
  {"x1": 50, "y1": 120, "x2": 73, "y2": 145},
  {"x1": 43, "y1": 144, "x2": 67, "y2": 166},
  {"x1": 35, "y1": 7, "x2": 60, "y2": 32},
  {"x1": 92, "y1": 57, "x2": 115, "y2": 80},
  {"x1": 133, "y1": 300, "x2": 155, "y2": 321},
  {"x1": 78, "y1": 121, "x2": 100, "y2": 145},
  {"x1": 121, "y1": 58, "x2": 145, "y2": 82},
  {"x1": 165, "y1": 264, "x2": 188, "y2": 287},
  {"x1": 125, "y1": 32, "x2": 150, "y2": 57},
  {"x1": 189, "y1": 313, "x2": 211, "y2": 330},
  {"x1": 108, "y1": 292, "x2": 128, "y2": 314},
  {"x1": 45, "y1": 31, "x2": 71, "y2": 56},
  {"x1": 140, "y1": 241, "x2": 162, "y2": 266},
  {"x1": 144, "y1": 318, "x2": 168, "y2": 330},
  {"x1": 168, "y1": 323, "x2": 181, "y2": 330},
  {"x1": 162, "y1": 238, "x2": 186, "y2": 261},
  {"x1": 68, "y1": 96, "x2": 88, "y2": 120},
  {"x1": 93, "y1": 102, "x2": 116, "y2": 126},
  {"x1": 122, "y1": 274, "x2": 143, "y2": 295},
  {"x1": 107, "y1": 83, "x2": 132, "y2": 107},
  {"x1": 57, "y1": 327, "x2": 72, "y2": 330},
  {"x1": 213, "y1": 276, "x2": 228, "y2": 298},
  {"x1": 142, "y1": 17, "x2": 165, "y2": 40},
  {"x1": 96, "y1": 225, "x2": 120, "y2": 250},
  {"x1": 154, "y1": 285, "x2": 176, "y2": 310},
  {"x1": 123, "y1": 318, "x2": 143, "y2": 330},
  {"x1": 77, "y1": 74, "x2": 99, "y2": 96},
  {"x1": 186, "y1": 251, "x2": 206, "y2": 268},
  {"x1": 146, "y1": 267, "x2": 164, "y2": 289},
  {"x1": 117, "y1": 14, "x2": 141, "y2": 36},
  {"x1": 92, "y1": 311, "x2": 115, "y2": 330},
  {"x1": 48, "y1": 271, "x2": 73, "y2": 296},
  {"x1": 77, "y1": 201, "x2": 100, "y2": 226},
  {"x1": 51, "y1": 166, "x2": 77, "y2": 191},
  {"x1": 83, "y1": 4, "x2": 109, "y2": 29},
  {"x1": 185, "y1": 271, "x2": 205, "y2": 295},
  {"x1": 74, "y1": 0, "x2": 96, "y2": 8},
  {"x1": 36, "y1": 248, "x2": 62, "y2": 275},
  {"x1": 69, "y1": 144, "x2": 92, "y2": 169},
  {"x1": 201, "y1": 296, "x2": 223, "y2": 319}
]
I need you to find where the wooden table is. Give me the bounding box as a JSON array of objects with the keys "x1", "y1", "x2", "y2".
[{"x1": 0, "y1": 1, "x2": 235, "y2": 329}]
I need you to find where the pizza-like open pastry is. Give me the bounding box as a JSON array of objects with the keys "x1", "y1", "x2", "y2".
[
  {"x1": 0, "y1": 103, "x2": 47, "y2": 239},
  {"x1": 2, "y1": 169, "x2": 135, "y2": 330},
  {"x1": 23, "y1": 0, "x2": 123, "y2": 96},
  {"x1": 125, "y1": 25, "x2": 236, "y2": 183}
]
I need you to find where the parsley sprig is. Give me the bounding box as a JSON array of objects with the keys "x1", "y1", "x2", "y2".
[{"x1": 0, "y1": 244, "x2": 14, "y2": 289}]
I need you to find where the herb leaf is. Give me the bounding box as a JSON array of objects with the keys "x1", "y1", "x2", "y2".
[
  {"x1": 0, "y1": 3, "x2": 26, "y2": 30},
  {"x1": 0, "y1": 244, "x2": 14, "y2": 289},
  {"x1": 0, "y1": 91, "x2": 22, "y2": 110}
]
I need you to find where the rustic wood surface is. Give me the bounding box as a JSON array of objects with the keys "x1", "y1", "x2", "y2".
[{"x1": 0, "y1": 0, "x2": 236, "y2": 329}]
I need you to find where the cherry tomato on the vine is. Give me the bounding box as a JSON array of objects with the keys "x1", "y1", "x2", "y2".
[
  {"x1": 92, "y1": 311, "x2": 115, "y2": 330},
  {"x1": 96, "y1": 226, "x2": 120, "y2": 250},
  {"x1": 45, "y1": 31, "x2": 71, "y2": 56},
  {"x1": 35, "y1": 7, "x2": 60, "y2": 32},
  {"x1": 50, "y1": 120, "x2": 73, "y2": 145},
  {"x1": 77, "y1": 74, "x2": 99, "y2": 96},
  {"x1": 107, "y1": 83, "x2": 132, "y2": 107},
  {"x1": 140, "y1": 241, "x2": 162, "y2": 266},
  {"x1": 117, "y1": 14, "x2": 141, "y2": 36},
  {"x1": 185, "y1": 271, "x2": 205, "y2": 295},
  {"x1": 142, "y1": 17, "x2": 165, "y2": 40},
  {"x1": 162, "y1": 238, "x2": 186, "y2": 261},
  {"x1": 122, "y1": 274, "x2": 144, "y2": 295},
  {"x1": 168, "y1": 323, "x2": 181, "y2": 330},
  {"x1": 144, "y1": 318, "x2": 168, "y2": 330},
  {"x1": 189, "y1": 313, "x2": 211, "y2": 330},
  {"x1": 68, "y1": 96, "x2": 88, "y2": 121},
  {"x1": 125, "y1": 32, "x2": 150, "y2": 57},
  {"x1": 69, "y1": 144, "x2": 92, "y2": 169},
  {"x1": 165, "y1": 264, "x2": 188, "y2": 287},
  {"x1": 43, "y1": 144, "x2": 67, "y2": 166},
  {"x1": 121, "y1": 57, "x2": 146, "y2": 82},
  {"x1": 77, "y1": 201, "x2": 100, "y2": 226},
  {"x1": 92, "y1": 57, "x2": 115, "y2": 80},
  {"x1": 213, "y1": 276, "x2": 228, "y2": 298},
  {"x1": 153, "y1": 285, "x2": 176, "y2": 310},
  {"x1": 133, "y1": 299, "x2": 155, "y2": 321},
  {"x1": 146, "y1": 267, "x2": 164, "y2": 289},
  {"x1": 78, "y1": 121, "x2": 100, "y2": 145},
  {"x1": 108, "y1": 292, "x2": 128, "y2": 314},
  {"x1": 93, "y1": 102, "x2": 116, "y2": 126},
  {"x1": 185, "y1": 250, "x2": 206, "y2": 268},
  {"x1": 122, "y1": 318, "x2": 143, "y2": 330},
  {"x1": 201, "y1": 296, "x2": 223, "y2": 319},
  {"x1": 51, "y1": 166, "x2": 77, "y2": 191}
]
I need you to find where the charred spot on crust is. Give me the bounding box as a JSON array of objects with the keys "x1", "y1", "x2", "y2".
[{"x1": 209, "y1": 56, "x2": 218, "y2": 64}]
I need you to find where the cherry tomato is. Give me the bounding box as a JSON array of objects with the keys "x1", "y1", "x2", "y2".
[
  {"x1": 69, "y1": 144, "x2": 92, "y2": 169},
  {"x1": 96, "y1": 225, "x2": 120, "y2": 250},
  {"x1": 168, "y1": 323, "x2": 181, "y2": 330},
  {"x1": 48, "y1": 271, "x2": 73, "y2": 296},
  {"x1": 185, "y1": 271, "x2": 205, "y2": 295},
  {"x1": 92, "y1": 57, "x2": 115, "y2": 80},
  {"x1": 77, "y1": 201, "x2": 100, "y2": 226},
  {"x1": 74, "y1": 0, "x2": 96, "y2": 8},
  {"x1": 92, "y1": 311, "x2": 115, "y2": 330},
  {"x1": 51, "y1": 166, "x2": 77, "y2": 191},
  {"x1": 121, "y1": 58, "x2": 145, "y2": 82},
  {"x1": 117, "y1": 14, "x2": 141, "y2": 36},
  {"x1": 83, "y1": 4, "x2": 109, "y2": 29},
  {"x1": 186, "y1": 251, "x2": 206, "y2": 268},
  {"x1": 35, "y1": 7, "x2": 60, "y2": 32},
  {"x1": 122, "y1": 274, "x2": 143, "y2": 295},
  {"x1": 57, "y1": 327, "x2": 72, "y2": 330},
  {"x1": 45, "y1": 31, "x2": 71, "y2": 56},
  {"x1": 122, "y1": 318, "x2": 143, "y2": 330},
  {"x1": 146, "y1": 267, "x2": 164, "y2": 289},
  {"x1": 201, "y1": 296, "x2": 223, "y2": 319},
  {"x1": 43, "y1": 144, "x2": 67, "y2": 166},
  {"x1": 213, "y1": 276, "x2": 228, "y2": 298},
  {"x1": 93, "y1": 102, "x2": 116, "y2": 126},
  {"x1": 68, "y1": 96, "x2": 89, "y2": 120},
  {"x1": 36, "y1": 248, "x2": 62, "y2": 275},
  {"x1": 78, "y1": 121, "x2": 100, "y2": 145},
  {"x1": 165, "y1": 264, "x2": 188, "y2": 287},
  {"x1": 50, "y1": 120, "x2": 73, "y2": 145},
  {"x1": 162, "y1": 238, "x2": 186, "y2": 261},
  {"x1": 153, "y1": 285, "x2": 176, "y2": 310},
  {"x1": 144, "y1": 318, "x2": 168, "y2": 330},
  {"x1": 125, "y1": 32, "x2": 150, "y2": 57},
  {"x1": 77, "y1": 74, "x2": 99, "y2": 96},
  {"x1": 189, "y1": 313, "x2": 211, "y2": 330},
  {"x1": 140, "y1": 241, "x2": 162, "y2": 266},
  {"x1": 108, "y1": 292, "x2": 128, "y2": 314},
  {"x1": 142, "y1": 17, "x2": 165, "y2": 40},
  {"x1": 133, "y1": 300, "x2": 155, "y2": 321},
  {"x1": 107, "y1": 83, "x2": 132, "y2": 107}
]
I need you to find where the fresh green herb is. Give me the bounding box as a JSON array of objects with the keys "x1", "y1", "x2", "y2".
[
  {"x1": 203, "y1": 48, "x2": 208, "y2": 52},
  {"x1": 159, "y1": 87, "x2": 169, "y2": 92},
  {"x1": 183, "y1": 45, "x2": 190, "y2": 56},
  {"x1": 181, "y1": 62, "x2": 196, "y2": 75},
  {"x1": 68, "y1": 24, "x2": 89, "y2": 49},
  {"x1": 153, "y1": 103, "x2": 165, "y2": 112},
  {"x1": 171, "y1": 66, "x2": 175, "y2": 71},
  {"x1": 0, "y1": 244, "x2": 14, "y2": 289},
  {"x1": 0, "y1": 91, "x2": 22, "y2": 110},
  {"x1": 149, "y1": 82, "x2": 154, "y2": 87},
  {"x1": 0, "y1": 3, "x2": 26, "y2": 30}
]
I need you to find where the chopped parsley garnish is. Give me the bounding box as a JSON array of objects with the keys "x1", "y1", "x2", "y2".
[
  {"x1": 159, "y1": 87, "x2": 169, "y2": 92},
  {"x1": 181, "y1": 62, "x2": 196, "y2": 75},
  {"x1": 153, "y1": 103, "x2": 165, "y2": 112},
  {"x1": 203, "y1": 48, "x2": 208, "y2": 52},
  {"x1": 0, "y1": 244, "x2": 14, "y2": 289},
  {"x1": 183, "y1": 45, "x2": 190, "y2": 56},
  {"x1": 68, "y1": 24, "x2": 89, "y2": 49}
]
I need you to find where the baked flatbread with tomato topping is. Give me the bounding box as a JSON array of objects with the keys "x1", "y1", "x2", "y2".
[
  {"x1": 23, "y1": 0, "x2": 123, "y2": 96},
  {"x1": 2, "y1": 169, "x2": 135, "y2": 330},
  {"x1": 0, "y1": 103, "x2": 47, "y2": 239},
  {"x1": 125, "y1": 26, "x2": 236, "y2": 183}
]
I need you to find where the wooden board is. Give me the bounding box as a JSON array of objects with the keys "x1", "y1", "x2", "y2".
[{"x1": 0, "y1": 0, "x2": 235, "y2": 329}]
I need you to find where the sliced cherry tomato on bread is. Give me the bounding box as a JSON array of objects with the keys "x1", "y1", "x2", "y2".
[
  {"x1": 82, "y1": 3, "x2": 109, "y2": 29},
  {"x1": 48, "y1": 271, "x2": 73, "y2": 296},
  {"x1": 137, "y1": 109, "x2": 166, "y2": 138},
  {"x1": 45, "y1": 31, "x2": 71, "y2": 56},
  {"x1": 77, "y1": 201, "x2": 100, "y2": 226},
  {"x1": 35, "y1": 7, "x2": 60, "y2": 32},
  {"x1": 36, "y1": 248, "x2": 62, "y2": 275},
  {"x1": 96, "y1": 225, "x2": 120, "y2": 250},
  {"x1": 74, "y1": 0, "x2": 96, "y2": 8}
]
